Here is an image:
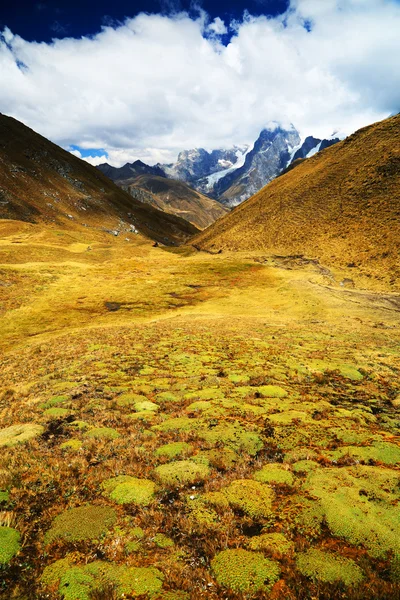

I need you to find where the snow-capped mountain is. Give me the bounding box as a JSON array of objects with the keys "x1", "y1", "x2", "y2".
[
  {"x1": 97, "y1": 127, "x2": 344, "y2": 210},
  {"x1": 159, "y1": 146, "x2": 249, "y2": 192},
  {"x1": 289, "y1": 135, "x2": 341, "y2": 164},
  {"x1": 214, "y1": 126, "x2": 301, "y2": 206}
]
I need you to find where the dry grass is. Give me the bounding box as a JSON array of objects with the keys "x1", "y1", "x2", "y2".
[{"x1": 0, "y1": 216, "x2": 399, "y2": 599}]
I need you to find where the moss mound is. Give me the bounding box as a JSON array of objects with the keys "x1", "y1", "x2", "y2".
[
  {"x1": 247, "y1": 532, "x2": 294, "y2": 556},
  {"x1": 43, "y1": 407, "x2": 71, "y2": 419},
  {"x1": 154, "y1": 461, "x2": 210, "y2": 486},
  {"x1": 253, "y1": 464, "x2": 294, "y2": 485},
  {"x1": 153, "y1": 533, "x2": 174, "y2": 548},
  {"x1": 306, "y1": 466, "x2": 400, "y2": 557},
  {"x1": 155, "y1": 391, "x2": 179, "y2": 404},
  {"x1": 102, "y1": 476, "x2": 156, "y2": 505},
  {"x1": 329, "y1": 441, "x2": 400, "y2": 466},
  {"x1": 154, "y1": 442, "x2": 193, "y2": 459},
  {"x1": 41, "y1": 556, "x2": 164, "y2": 599},
  {"x1": 134, "y1": 400, "x2": 159, "y2": 412},
  {"x1": 60, "y1": 439, "x2": 82, "y2": 451},
  {"x1": 0, "y1": 423, "x2": 44, "y2": 447},
  {"x1": 45, "y1": 505, "x2": 116, "y2": 545},
  {"x1": 198, "y1": 421, "x2": 263, "y2": 455},
  {"x1": 296, "y1": 549, "x2": 364, "y2": 585},
  {"x1": 221, "y1": 479, "x2": 274, "y2": 519},
  {"x1": 116, "y1": 392, "x2": 149, "y2": 407},
  {"x1": 0, "y1": 527, "x2": 21, "y2": 564},
  {"x1": 292, "y1": 459, "x2": 320, "y2": 474},
  {"x1": 256, "y1": 385, "x2": 288, "y2": 398},
  {"x1": 211, "y1": 549, "x2": 280, "y2": 594},
  {"x1": 84, "y1": 427, "x2": 120, "y2": 440}
]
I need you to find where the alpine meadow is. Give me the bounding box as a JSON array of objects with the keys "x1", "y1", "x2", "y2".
[{"x1": 0, "y1": 2, "x2": 400, "y2": 599}]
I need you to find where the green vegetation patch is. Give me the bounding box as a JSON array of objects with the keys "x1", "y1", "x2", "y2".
[
  {"x1": 45, "y1": 505, "x2": 116, "y2": 545},
  {"x1": 296, "y1": 549, "x2": 364, "y2": 586},
  {"x1": 0, "y1": 491, "x2": 10, "y2": 503},
  {"x1": 60, "y1": 439, "x2": 83, "y2": 451},
  {"x1": 253, "y1": 464, "x2": 294, "y2": 485},
  {"x1": 154, "y1": 461, "x2": 210, "y2": 487},
  {"x1": 153, "y1": 533, "x2": 174, "y2": 548},
  {"x1": 125, "y1": 540, "x2": 141, "y2": 553},
  {"x1": 153, "y1": 416, "x2": 205, "y2": 433},
  {"x1": 198, "y1": 421, "x2": 263, "y2": 456},
  {"x1": 155, "y1": 391, "x2": 180, "y2": 405},
  {"x1": 0, "y1": 527, "x2": 21, "y2": 564},
  {"x1": 43, "y1": 407, "x2": 71, "y2": 419},
  {"x1": 247, "y1": 532, "x2": 294, "y2": 556},
  {"x1": 211, "y1": 549, "x2": 280, "y2": 594},
  {"x1": 154, "y1": 442, "x2": 193, "y2": 459},
  {"x1": 41, "y1": 556, "x2": 164, "y2": 599},
  {"x1": 305, "y1": 466, "x2": 400, "y2": 557},
  {"x1": 329, "y1": 441, "x2": 400, "y2": 466},
  {"x1": 256, "y1": 385, "x2": 288, "y2": 398},
  {"x1": 292, "y1": 460, "x2": 320, "y2": 474},
  {"x1": 41, "y1": 395, "x2": 69, "y2": 409},
  {"x1": 102, "y1": 476, "x2": 156, "y2": 505},
  {"x1": 84, "y1": 427, "x2": 120, "y2": 440},
  {"x1": 69, "y1": 420, "x2": 91, "y2": 431},
  {"x1": 134, "y1": 400, "x2": 159, "y2": 412},
  {"x1": 117, "y1": 392, "x2": 150, "y2": 407},
  {"x1": 0, "y1": 423, "x2": 44, "y2": 447},
  {"x1": 219, "y1": 479, "x2": 274, "y2": 519}
]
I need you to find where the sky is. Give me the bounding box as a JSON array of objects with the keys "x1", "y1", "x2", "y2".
[{"x1": 1, "y1": 0, "x2": 399, "y2": 166}]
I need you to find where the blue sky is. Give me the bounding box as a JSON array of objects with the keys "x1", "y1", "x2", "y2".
[
  {"x1": 1, "y1": 1, "x2": 399, "y2": 167},
  {"x1": 1, "y1": 0, "x2": 289, "y2": 42}
]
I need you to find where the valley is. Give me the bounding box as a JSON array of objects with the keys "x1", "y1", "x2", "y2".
[{"x1": 0, "y1": 217, "x2": 399, "y2": 599}]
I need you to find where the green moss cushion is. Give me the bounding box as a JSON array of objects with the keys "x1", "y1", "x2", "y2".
[
  {"x1": 0, "y1": 527, "x2": 21, "y2": 564},
  {"x1": 211, "y1": 549, "x2": 280, "y2": 593},
  {"x1": 296, "y1": 548, "x2": 364, "y2": 585},
  {"x1": 45, "y1": 505, "x2": 116, "y2": 544},
  {"x1": 101, "y1": 475, "x2": 156, "y2": 505}
]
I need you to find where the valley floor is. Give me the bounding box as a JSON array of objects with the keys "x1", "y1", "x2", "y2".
[{"x1": 0, "y1": 221, "x2": 399, "y2": 599}]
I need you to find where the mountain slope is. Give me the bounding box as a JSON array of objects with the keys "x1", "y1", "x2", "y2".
[
  {"x1": 0, "y1": 114, "x2": 198, "y2": 244},
  {"x1": 124, "y1": 174, "x2": 229, "y2": 230},
  {"x1": 193, "y1": 114, "x2": 400, "y2": 288},
  {"x1": 215, "y1": 126, "x2": 301, "y2": 206}
]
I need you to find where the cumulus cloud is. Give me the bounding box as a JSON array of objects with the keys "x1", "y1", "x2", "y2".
[{"x1": 0, "y1": 0, "x2": 399, "y2": 166}]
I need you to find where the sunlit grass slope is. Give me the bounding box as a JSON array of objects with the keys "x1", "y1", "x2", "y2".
[
  {"x1": 193, "y1": 114, "x2": 400, "y2": 290},
  {"x1": 0, "y1": 218, "x2": 399, "y2": 599}
]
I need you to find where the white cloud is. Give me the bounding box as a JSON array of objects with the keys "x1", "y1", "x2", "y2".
[
  {"x1": 208, "y1": 17, "x2": 228, "y2": 35},
  {"x1": 0, "y1": 1, "x2": 399, "y2": 167}
]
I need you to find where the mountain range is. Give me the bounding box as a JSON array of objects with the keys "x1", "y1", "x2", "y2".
[{"x1": 98, "y1": 125, "x2": 341, "y2": 208}]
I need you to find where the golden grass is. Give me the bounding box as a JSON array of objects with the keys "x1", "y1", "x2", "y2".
[{"x1": 0, "y1": 220, "x2": 399, "y2": 599}]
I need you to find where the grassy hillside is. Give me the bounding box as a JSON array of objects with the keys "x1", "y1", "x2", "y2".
[
  {"x1": 193, "y1": 115, "x2": 400, "y2": 290},
  {"x1": 124, "y1": 175, "x2": 229, "y2": 230},
  {"x1": 0, "y1": 114, "x2": 199, "y2": 245}
]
